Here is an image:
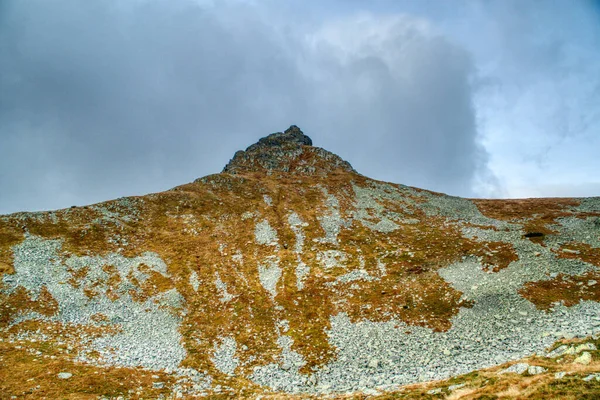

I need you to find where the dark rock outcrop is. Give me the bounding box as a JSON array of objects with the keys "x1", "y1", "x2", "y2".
[
  {"x1": 246, "y1": 125, "x2": 312, "y2": 152},
  {"x1": 222, "y1": 125, "x2": 355, "y2": 176}
]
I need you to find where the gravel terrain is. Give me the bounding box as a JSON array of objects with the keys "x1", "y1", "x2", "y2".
[
  {"x1": 288, "y1": 212, "x2": 310, "y2": 290},
  {"x1": 3, "y1": 235, "x2": 188, "y2": 372},
  {"x1": 241, "y1": 185, "x2": 600, "y2": 394}
]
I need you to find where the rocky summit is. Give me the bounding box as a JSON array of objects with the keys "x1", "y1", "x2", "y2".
[
  {"x1": 1, "y1": 126, "x2": 600, "y2": 399},
  {"x1": 222, "y1": 125, "x2": 355, "y2": 176}
]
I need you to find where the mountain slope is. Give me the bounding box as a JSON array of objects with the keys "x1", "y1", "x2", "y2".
[{"x1": 1, "y1": 126, "x2": 600, "y2": 398}]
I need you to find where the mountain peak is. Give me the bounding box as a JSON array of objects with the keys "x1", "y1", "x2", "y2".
[
  {"x1": 247, "y1": 125, "x2": 313, "y2": 150},
  {"x1": 222, "y1": 125, "x2": 355, "y2": 176}
]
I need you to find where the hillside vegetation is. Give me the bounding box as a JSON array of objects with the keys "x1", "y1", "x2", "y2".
[{"x1": 1, "y1": 126, "x2": 599, "y2": 398}]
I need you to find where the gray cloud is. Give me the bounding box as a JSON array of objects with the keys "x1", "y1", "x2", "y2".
[
  {"x1": 0, "y1": 0, "x2": 492, "y2": 214},
  {"x1": 465, "y1": 0, "x2": 600, "y2": 198},
  {"x1": 300, "y1": 16, "x2": 489, "y2": 196}
]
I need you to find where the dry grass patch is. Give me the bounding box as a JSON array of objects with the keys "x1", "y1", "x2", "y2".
[
  {"x1": 472, "y1": 198, "x2": 581, "y2": 222},
  {"x1": 473, "y1": 198, "x2": 582, "y2": 245},
  {"x1": 471, "y1": 241, "x2": 519, "y2": 273},
  {"x1": 0, "y1": 339, "x2": 175, "y2": 399},
  {"x1": 519, "y1": 271, "x2": 600, "y2": 310},
  {"x1": 0, "y1": 286, "x2": 58, "y2": 327},
  {"x1": 555, "y1": 242, "x2": 600, "y2": 267}
]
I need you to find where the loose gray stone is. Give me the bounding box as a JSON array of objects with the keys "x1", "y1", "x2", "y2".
[
  {"x1": 499, "y1": 363, "x2": 529, "y2": 375},
  {"x1": 575, "y1": 343, "x2": 597, "y2": 353},
  {"x1": 448, "y1": 383, "x2": 465, "y2": 391},
  {"x1": 555, "y1": 371, "x2": 567, "y2": 379},
  {"x1": 583, "y1": 373, "x2": 600, "y2": 382},
  {"x1": 546, "y1": 345, "x2": 569, "y2": 358},
  {"x1": 574, "y1": 352, "x2": 592, "y2": 365},
  {"x1": 527, "y1": 366, "x2": 546, "y2": 375}
]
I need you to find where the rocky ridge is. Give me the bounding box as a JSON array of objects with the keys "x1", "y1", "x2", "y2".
[{"x1": 0, "y1": 126, "x2": 599, "y2": 398}]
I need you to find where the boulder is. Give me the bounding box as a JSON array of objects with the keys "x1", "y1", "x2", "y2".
[
  {"x1": 499, "y1": 363, "x2": 529, "y2": 375},
  {"x1": 574, "y1": 352, "x2": 592, "y2": 365},
  {"x1": 527, "y1": 366, "x2": 546, "y2": 375}
]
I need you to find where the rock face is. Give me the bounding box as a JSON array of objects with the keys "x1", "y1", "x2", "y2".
[
  {"x1": 222, "y1": 125, "x2": 355, "y2": 176},
  {"x1": 247, "y1": 125, "x2": 313, "y2": 150}
]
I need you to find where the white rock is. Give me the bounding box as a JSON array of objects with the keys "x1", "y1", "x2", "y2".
[
  {"x1": 583, "y1": 373, "x2": 600, "y2": 382},
  {"x1": 152, "y1": 382, "x2": 165, "y2": 389},
  {"x1": 258, "y1": 257, "x2": 282, "y2": 299},
  {"x1": 189, "y1": 271, "x2": 200, "y2": 292},
  {"x1": 554, "y1": 371, "x2": 567, "y2": 379},
  {"x1": 57, "y1": 372, "x2": 72, "y2": 379},
  {"x1": 499, "y1": 363, "x2": 529, "y2": 375},
  {"x1": 448, "y1": 383, "x2": 465, "y2": 391},
  {"x1": 546, "y1": 345, "x2": 569, "y2": 358},
  {"x1": 527, "y1": 366, "x2": 546, "y2": 375},
  {"x1": 363, "y1": 388, "x2": 380, "y2": 396},
  {"x1": 574, "y1": 352, "x2": 592, "y2": 365},
  {"x1": 564, "y1": 346, "x2": 577, "y2": 355},
  {"x1": 575, "y1": 343, "x2": 597, "y2": 353},
  {"x1": 211, "y1": 336, "x2": 239, "y2": 376},
  {"x1": 254, "y1": 220, "x2": 279, "y2": 246}
]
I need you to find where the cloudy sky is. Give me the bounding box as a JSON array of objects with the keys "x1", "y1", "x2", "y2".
[{"x1": 1, "y1": 0, "x2": 599, "y2": 214}]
